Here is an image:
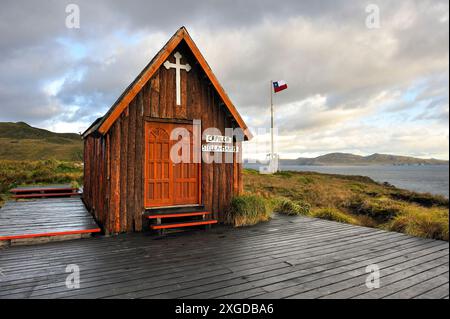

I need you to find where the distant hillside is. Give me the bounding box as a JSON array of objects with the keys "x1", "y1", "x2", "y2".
[
  {"x1": 0, "y1": 122, "x2": 83, "y2": 161},
  {"x1": 280, "y1": 152, "x2": 449, "y2": 166}
]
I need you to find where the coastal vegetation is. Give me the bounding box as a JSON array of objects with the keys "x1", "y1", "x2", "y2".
[
  {"x1": 0, "y1": 160, "x2": 83, "y2": 207},
  {"x1": 0, "y1": 160, "x2": 448, "y2": 241},
  {"x1": 242, "y1": 169, "x2": 449, "y2": 241}
]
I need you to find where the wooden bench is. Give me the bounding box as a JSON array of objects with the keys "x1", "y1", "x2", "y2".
[{"x1": 10, "y1": 186, "x2": 81, "y2": 200}]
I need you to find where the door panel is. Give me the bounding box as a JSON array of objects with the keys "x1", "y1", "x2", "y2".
[
  {"x1": 144, "y1": 122, "x2": 200, "y2": 208},
  {"x1": 145, "y1": 124, "x2": 172, "y2": 207},
  {"x1": 173, "y1": 127, "x2": 199, "y2": 205}
]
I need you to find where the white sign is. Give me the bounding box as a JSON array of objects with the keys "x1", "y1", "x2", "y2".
[
  {"x1": 205, "y1": 135, "x2": 232, "y2": 144},
  {"x1": 202, "y1": 144, "x2": 239, "y2": 153}
]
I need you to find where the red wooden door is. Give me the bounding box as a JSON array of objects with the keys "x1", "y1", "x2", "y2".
[
  {"x1": 145, "y1": 122, "x2": 200, "y2": 208},
  {"x1": 173, "y1": 124, "x2": 200, "y2": 205}
]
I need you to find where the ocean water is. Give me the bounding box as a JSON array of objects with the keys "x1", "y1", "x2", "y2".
[{"x1": 245, "y1": 164, "x2": 449, "y2": 198}]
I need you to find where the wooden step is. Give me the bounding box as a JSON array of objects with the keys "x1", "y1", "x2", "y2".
[
  {"x1": 147, "y1": 211, "x2": 211, "y2": 219},
  {"x1": 150, "y1": 219, "x2": 218, "y2": 230}
]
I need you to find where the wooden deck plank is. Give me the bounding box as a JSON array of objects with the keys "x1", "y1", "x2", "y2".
[
  {"x1": 0, "y1": 224, "x2": 391, "y2": 275},
  {"x1": 1, "y1": 228, "x2": 404, "y2": 300},
  {"x1": 0, "y1": 219, "x2": 369, "y2": 263},
  {"x1": 319, "y1": 257, "x2": 449, "y2": 299},
  {"x1": 1, "y1": 225, "x2": 391, "y2": 298},
  {"x1": 30, "y1": 237, "x2": 411, "y2": 299},
  {"x1": 0, "y1": 220, "x2": 434, "y2": 268},
  {"x1": 414, "y1": 283, "x2": 449, "y2": 299},
  {"x1": 2, "y1": 229, "x2": 432, "y2": 298},
  {"x1": 181, "y1": 241, "x2": 447, "y2": 300},
  {"x1": 294, "y1": 253, "x2": 449, "y2": 299},
  {"x1": 0, "y1": 227, "x2": 379, "y2": 293},
  {"x1": 0, "y1": 198, "x2": 100, "y2": 240},
  {"x1": 355, "y1": 264, "x2": 449, "y2": 299},
  {"x1": 0, "y1": 222, "x2": 369, "y2": 280},
  {"x1": 0, "y1": 229, "x2": 426, "y2": 271},
  {"x1": 0, "y1": 215, "x2": 448, "y2": 299},
  {"x1": 385, "y1": 272, "x2": 449, "y2": 299}
]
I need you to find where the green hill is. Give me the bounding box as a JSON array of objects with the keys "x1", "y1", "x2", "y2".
[
  {"x1": 0, "y1": 122, "x2": 83, "y2": 161},
  {"x1": 281, "y1": 152, "x2": 448, "y2": 166}
]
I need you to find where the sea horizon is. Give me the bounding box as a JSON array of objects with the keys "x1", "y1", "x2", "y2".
[{"x1": 244, "y1": 163, "x2": 450, "y2": 198}]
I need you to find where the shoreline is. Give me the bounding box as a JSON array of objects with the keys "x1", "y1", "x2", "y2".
[
  {"x1": 243, "y1": 169, "x2": 449, "y2": 241},
  {"x1": 244, "y1": 164, "x2": 449, "y2": 198}
]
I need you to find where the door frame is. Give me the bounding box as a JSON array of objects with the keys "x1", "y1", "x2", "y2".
[{"x1": 144, "y1": 119, "x2": 202, "y2": 209}]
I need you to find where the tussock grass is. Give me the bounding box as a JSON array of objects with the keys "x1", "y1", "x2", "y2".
[
  {"x1": 226, "y1": 194, "x2": 272, "y2": 227},
  {"x1": 387, "y1": 208, "x2": 449, "y2": 241},
  {"x1": 347, "y1": 195, "x2": 403, "y2": 223},
  {"x1": 244, "y1": 169, "x2": 449, "y2": 241},
  {"x1": 0, "y1": 193, "x2": 5, "y2": 208},
  {"x1": 311, "y1": 208, "x2": 357, "y2": 224},
  {"x1": 390, "y1": 190, "x2": 449, "y2": 208},
  {"x1": 273, "y1": 198, "x2": 311, "y2": 216}
]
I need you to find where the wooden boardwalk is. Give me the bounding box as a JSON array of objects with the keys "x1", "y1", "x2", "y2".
[
  {"x1": 0, "y1": 215, "x2": 448, "y2": 299},
  {"x1": 0, "y1": 198, "x2": 100, "y2": 241}
]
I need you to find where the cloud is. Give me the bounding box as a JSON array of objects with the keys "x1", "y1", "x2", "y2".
[{"x1": 0, "y1": 0, "x2": 448, "y2": 159}]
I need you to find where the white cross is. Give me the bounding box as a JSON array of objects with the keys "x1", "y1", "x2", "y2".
[{"x1": 163, "y1": 52, "x2": 191, "y2": 106}]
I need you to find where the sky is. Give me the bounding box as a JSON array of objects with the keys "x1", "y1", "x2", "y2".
[{"x1": 0, "y1": 0, "x2": 448, "y2": 160}]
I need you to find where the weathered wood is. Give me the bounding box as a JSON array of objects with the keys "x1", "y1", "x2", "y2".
[
  {"x1": 0, "y1": 215, "x2": 447, "y2": 299},
  {"x1": 142, "y1": 81, "x2": 150, "y2": 117},
  {"x1": 166, "y1": 55, "x2": 175, "y2": 120},
  {"x1": 0, "y1": 198, "x2": 100, "y2": 241},
  {"x1": 177, "y1": 50, "x2": 188, "y2": 119},
  {"x1": 84, "y1": 39, "x2": 246, "y2": 233},
  {"x1": 150, "y1": 69, "x2": 160, "y2": 118},
  {"x1": 110, "y1": 121, "x2": 121, "y2": 234},
  {"x1": 159, "y1": 64, "x2": 168, "y2": 118},
  {"x1": 134, "y1": 91, "x2": 144, "y2": 231},
  {"x1": 104, "y1": 134, "x2": 111, "y2": 234},
  {"x1": 99, "y1": 137, "x2": 106, "y2": 226},
  {"x1": 127, "y1": 100, "x2": 137, "y2": 232},
  {"x1": 119, "y1": 112, "x2": 129, "y2": 233},
  {"x1": 96, "y1": 28, "x2": 252, "y2": 140}
]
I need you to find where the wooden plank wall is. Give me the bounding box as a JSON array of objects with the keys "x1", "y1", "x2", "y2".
[
  {"x1": 83, "y1": 135, "x2": 109, "y2": 232},
  {"x1": 84, "y1": 41, "x2": 243, "y2": 234}
]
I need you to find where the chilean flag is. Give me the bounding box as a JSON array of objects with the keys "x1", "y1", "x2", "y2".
[{"x1": 273, "y1": 80, "x2": 288, "y2": 93}]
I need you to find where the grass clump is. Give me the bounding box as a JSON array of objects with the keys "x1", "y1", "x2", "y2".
[
  {"x1": 311, "y1": 208, "x2": 356, "y2": 224},
  {"x1": 390, "y1": 191, "x2": 449, "y2": 208},
  {"x1": 243, "y1": 169, "x2": 449, "y2": 241},
  {"x1": 347, "y1": 195, "x2": 403, "y2": 223},
  {"x1": 226, "y1": 194, "x2": 272, "y2": 227},
  {"x1": 387, "y1": 208, "x2": 449, "y2": 241},
  {"x1": 274, "y1": 198, "x2": 311, "y2": 216}
]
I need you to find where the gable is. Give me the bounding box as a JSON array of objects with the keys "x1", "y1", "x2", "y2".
[{"x1": 83, "y1": 27, "x2": 252, "y2": 140}]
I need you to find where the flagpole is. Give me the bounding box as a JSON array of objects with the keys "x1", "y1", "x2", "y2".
[{"x1": 270, "y1": 80, "x2": 274, "y2": 165}]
